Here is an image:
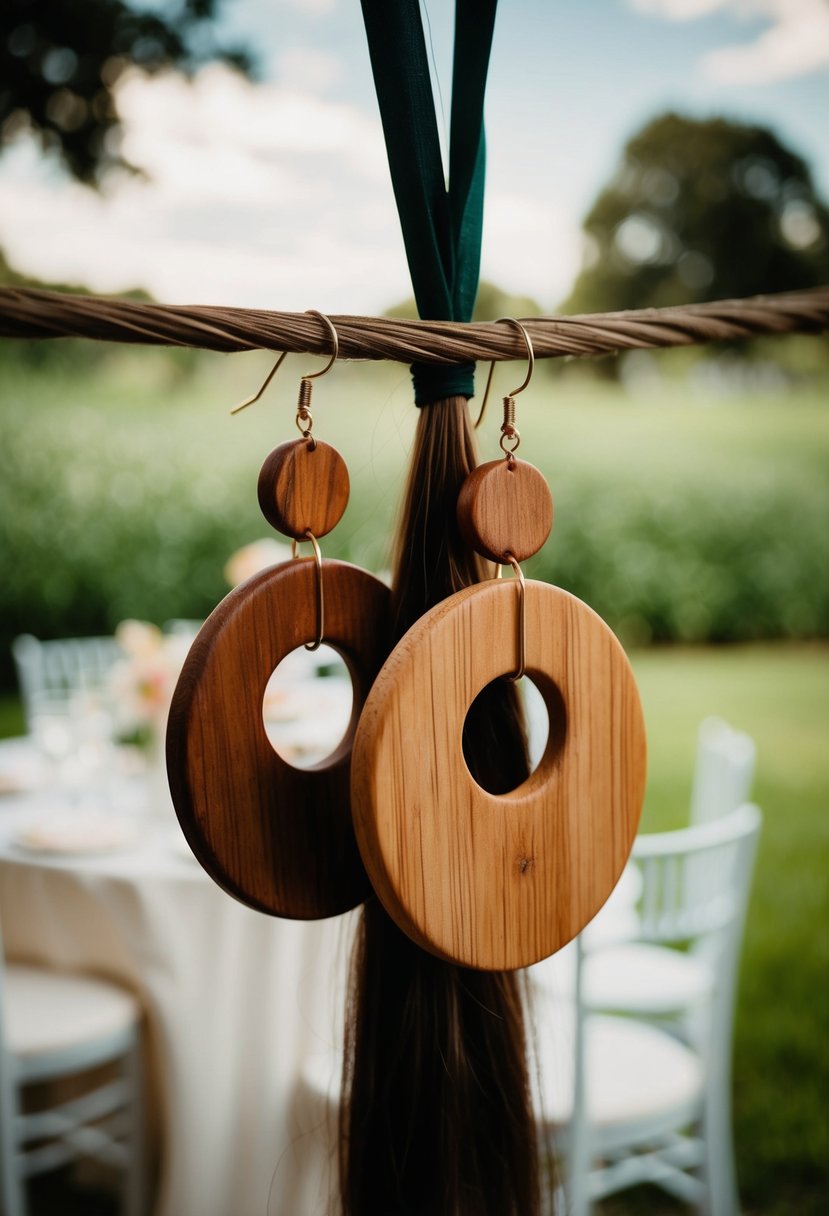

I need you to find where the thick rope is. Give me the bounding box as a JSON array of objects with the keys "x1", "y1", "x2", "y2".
[{"x1": 0, "y1": 285, "x2": 827, "y2": 363}]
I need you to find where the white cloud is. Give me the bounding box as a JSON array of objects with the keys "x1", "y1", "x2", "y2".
[
  {"x1": 631, "y1": 0, "x2": 731, "y2": 16},
  {"x1": 0, "y1": 65, "x2": 410, "y2": 312},
  {"x1": 116, "y1": 65, "x2": 387, "y2": 183},
  {"x1": 630, "y1": 0, "x2": 829, "y2": 84},
  {"x1": 0, "y1": 156, "x2": 407, "y2": 311},
  {"x1": 704, "y1": 0, "x2": 829, "y2": 84},
  {"x1": 275, "y1": 47, "x2": 344, "y2": 92},
  {"x1": 283, "y1": 0, "x2": 336, "y2": 14},
  {"x1": 482, "y1": 194, "x2": 581, "y2": 309}
]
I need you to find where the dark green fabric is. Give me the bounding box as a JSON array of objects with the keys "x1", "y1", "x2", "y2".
[
  {"x1": 360, "y1": 0, "x2": 497, "y2": 405},
  {"x1": 408, "y1": 359, "x2": 477, "y2": 405}
]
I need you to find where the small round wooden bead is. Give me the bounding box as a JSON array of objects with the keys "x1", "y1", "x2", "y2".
[
  {"x1": 258, "y1": 438, "x2": 350, "y2": 540},
  {"x1": 457, "y1": 458, "x2": 553, "y2": 563}
]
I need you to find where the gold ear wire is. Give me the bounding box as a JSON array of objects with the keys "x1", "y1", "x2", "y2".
[
  {"x1": 474, "y1": 317, "x2": 535, "y2": 430},
  {"x1": 302, "y1": 310, "x2": 339, "y2": 379},
  {"x1": 229, "y1": 310, "x2": 339, "y2": 418},
  {"x1": 474, "y1": 360, "x2": 498, "y2": 430},
  {"x1": 505, "y1": 555, "x2": 525, "y2": 681},
  {"x1": 493, "y1": 555, "x2": 527, "y2": 681},
  {"x1": 294, "y1": 312, "x2": 339, "y2": 449},
  {"x1": 291, "y1": 531, "x2": 325, "y2": 651},
  {"x1": 230, "y1": 351, "x2": 288, "y2": 415}
]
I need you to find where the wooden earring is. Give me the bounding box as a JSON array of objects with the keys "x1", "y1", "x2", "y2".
[
  {"x1": 167, "y1": 320, "x2": 390, "y2": 919},
  {"x1": 351, "y1": 342, "x2": 647, "y2": 970}
]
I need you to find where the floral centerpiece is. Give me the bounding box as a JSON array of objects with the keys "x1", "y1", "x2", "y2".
[{"x1": 109, "y1": 620, "x2": 191, "y2": 750}]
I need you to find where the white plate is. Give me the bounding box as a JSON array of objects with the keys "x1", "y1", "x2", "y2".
[{"x1": 14, "y1": 812, "x2": 139, "y2": 855}]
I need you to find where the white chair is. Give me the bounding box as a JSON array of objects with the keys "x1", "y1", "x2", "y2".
[
  {"x1": 690, "y1": 717, "x2": 756, "y2": 826},
  {"x1": 12, "y1": 634, "x2": 123, "y2": 732},
  {"x1": 0, "y1": 927, "x2": 145, "y2": 1216},
  {"x1": 579, "y1": 716, "x2": 757, "y2": 1030},
  {"x1": 533, "y1": 803, "x2": 762, "y2": 1216}
]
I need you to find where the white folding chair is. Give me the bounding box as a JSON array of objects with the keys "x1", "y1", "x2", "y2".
[
  {"x1": 12, "y1": 634, "x2": 123, "y2": 732},
  {"x1": 533, "y1": 803, "x2": 762, "y2": 1216},
  {"x1": 0, "y1": 926, "x2": 145, "y2": 1216}
]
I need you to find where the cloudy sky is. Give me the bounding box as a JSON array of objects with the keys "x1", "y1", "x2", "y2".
[{"x1": 0, "y1": 0, "x2": 827, "y2": 314}]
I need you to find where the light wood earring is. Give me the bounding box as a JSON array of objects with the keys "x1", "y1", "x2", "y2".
[
  {"x1": 351, "y1": 413, "x2": 646, "y2": 969},
  {"x1": 167, "y1": 331, "x2": 390, "y2": 919}
]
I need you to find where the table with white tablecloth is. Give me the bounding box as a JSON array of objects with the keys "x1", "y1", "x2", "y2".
[
  {"x1": 0, "y1": 740, "x2": 354, "y2": 1216},
  {"x1": 0, "y1": 724, "x2": 646, "y2": 1216}
]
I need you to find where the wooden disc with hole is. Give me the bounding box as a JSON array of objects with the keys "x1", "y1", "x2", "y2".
[
  {"x1": 258, "y1": 438, "x2": 350, "y2": 539},
  {"x1": 457, "y1": 458, "x2": 553, "y2": 563},
  {"x1": 167, "y1": 559, "x2": 389, "y2": 919},
  {"x1": 351, "y1": 578, "x2": 646, "y2": 969}
]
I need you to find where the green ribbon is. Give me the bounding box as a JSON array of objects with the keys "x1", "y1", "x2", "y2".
[{"x1": 360, "y1": 0, "x2": 498, "y2": 405}]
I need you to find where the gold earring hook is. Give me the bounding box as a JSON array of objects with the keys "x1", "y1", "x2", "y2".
[
  {"x1": 230, "y1": 350, "x2": 289, "y2": 415},
  {"x1": 474, "y1": 317, "x2": 535, "y2": 429},
  {"x1": 492, "y1": 556, "x2": 526, "y2": 680},
  {"x1": 294, "y1": 311, "x2": 339, "y2": 450},
  {"x1": 302, "y1": 310, "x2": 339, "y2": 379},
  {"x1": 291, "y1": 531, "x2": 325, "y2": 651},
  {"x1": 505, "y1": 554, "x2": 526, "y2": 682},
  {"x1": 229, "y1": 311, "x2": 339, "y2": 417}
]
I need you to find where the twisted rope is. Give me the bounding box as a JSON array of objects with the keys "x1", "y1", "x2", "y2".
[{"x1": 0, "y1": 285, "x2": 827, "y2": 364}]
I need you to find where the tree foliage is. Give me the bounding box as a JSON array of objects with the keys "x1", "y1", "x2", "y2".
[
  {"x1": 0, "y1": 0, "x2": 252, "y2": 184},
  {"x1": 565, "y1": 112, "x2": 829, "y2": 315}
]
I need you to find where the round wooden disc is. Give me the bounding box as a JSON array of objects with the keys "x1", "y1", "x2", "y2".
[
  {"x1": 167, "y1": 559, "x2": 389, "y2": 919},
  {"x1": 457, "y1": 458, "x2": 553, "y2": 563},
  {"x1": 351, "y1": 579, "x2": 646, "y2": 970},
  {"x1": 258, "y1": 438, "x2": 350, "y2": 540}
]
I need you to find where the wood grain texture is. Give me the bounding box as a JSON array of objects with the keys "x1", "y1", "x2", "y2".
[
  {"x1": 351, "y1": 579, "x2": 647, "y2": 970},
  {"x1": 456, "y1": 458, "x2": 553, "y2": 563},
  {"x1": 257, "y1": 438, "x2": 349, "y2": 539},
  {"x1": 167, "y1": 559, "x2": 389, "y2": 919}
]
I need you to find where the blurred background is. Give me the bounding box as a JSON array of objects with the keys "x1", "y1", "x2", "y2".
[{"x1": 1, "y1": 1, "x2": 828, "y2": 1214}]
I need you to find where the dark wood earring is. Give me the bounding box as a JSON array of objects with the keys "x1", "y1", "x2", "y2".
[
  {"x1": 351, "y1": 453, "x2": 646, "y2": 969},
  {"x1": 167, "y1": 434, "x2": 390, "y2": 919}
]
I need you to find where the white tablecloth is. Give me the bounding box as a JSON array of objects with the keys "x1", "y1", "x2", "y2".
[{"x1": 0, "y1": 741, "x2": 353, "y2": 1216}]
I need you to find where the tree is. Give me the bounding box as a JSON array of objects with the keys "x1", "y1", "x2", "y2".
[
  {"x1": 0, "y1": 0, "x2": 253, "y2": 184},
  {"x1": 564, "y1": 112, "x2": 829, "y2": 315}
]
